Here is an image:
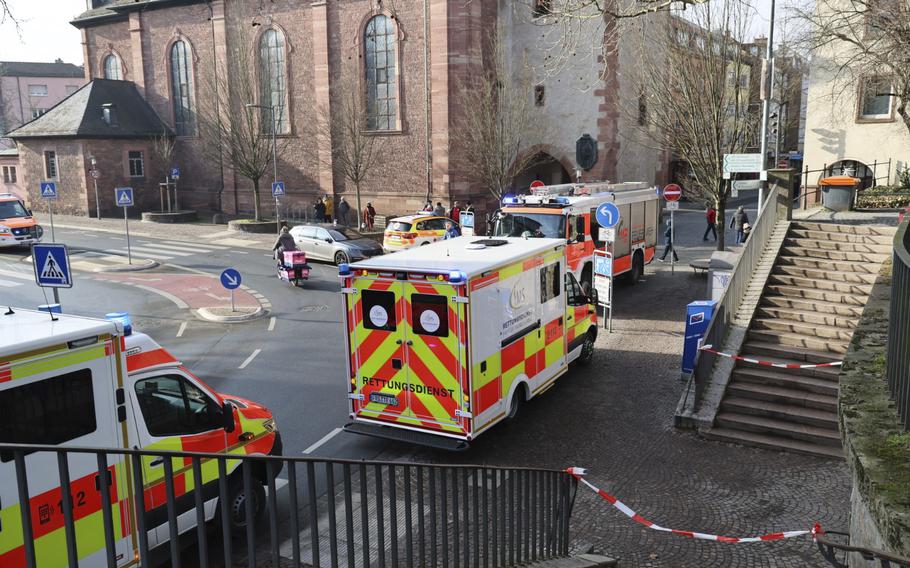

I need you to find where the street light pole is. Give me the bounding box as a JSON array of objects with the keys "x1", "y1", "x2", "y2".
[
  {"x1": 89, "y1": 156, "x2": 101, "y2": 220},
  {"x1": 758, "y1": 0, "x2": 776, "y2": 210}
]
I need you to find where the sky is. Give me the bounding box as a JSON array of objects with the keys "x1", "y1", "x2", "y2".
[{"x1": 0, "y1": 0, "x2": 780, "y2": 68}]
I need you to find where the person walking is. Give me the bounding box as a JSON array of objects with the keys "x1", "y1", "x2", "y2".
[
  {"x1": 730, "y1": 206, "x2": 749, "y2": 244},
  {"x1": 659, "y1": 219, "x2": 678, "y2": 262},
  {"x1": 313, "y1": 199, "x2": 326, "y2": 223},
  {"x1": 337, "y1": 197, "x2": 351, "y2": 226},
  {"x1": 703, "y1": 206, "x2": 717, "y2": 241},
  {"x1": 323, "y1": 195, "x2": 334, "y2": 223},
  {"x1": 449, "y1": 201, "x2": 461, "y2": 223},
  {"x1": 433, "y1": 201, "x2": 446, "y2": 217},
  {"x1": 363, "y1": 202, "x2": 376, "y2": 230}
]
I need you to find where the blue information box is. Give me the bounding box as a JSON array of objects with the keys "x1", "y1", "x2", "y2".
[{"x1": 682, "y1": 300, "x2": 717, "y2": 375}]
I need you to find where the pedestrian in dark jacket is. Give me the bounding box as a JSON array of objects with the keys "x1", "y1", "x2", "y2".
[
  {"x1": 730, "y1": 206, "x2": 749, "y2": 244},
  {"x1": 338, "y1": 197, "x2": 351, "y2": 226},
  {"x1": 659, "y1": 220, "x2": 678, "y2": 262},
  {"x1": 703, "y1": 206, "x2": 717, "y2": 241},
  {"x1": 314, "y1": 199, "x2": 326, "y2": 222},
  {"x1": 363, "y1": 203, "x2": 376, "y2": 230}
]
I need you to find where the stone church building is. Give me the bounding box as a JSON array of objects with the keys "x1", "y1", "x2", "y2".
[{"x1": 10, "y1": 0, "x2": 666, "y2": 222}]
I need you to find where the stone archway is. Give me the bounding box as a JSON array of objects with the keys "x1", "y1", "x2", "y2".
[
  {"x1": 823, "y1": 159, "x2": 876, "y2": 189},
  {"x1": 513, "y1": 152, "x2": 573, "y2": 190}
]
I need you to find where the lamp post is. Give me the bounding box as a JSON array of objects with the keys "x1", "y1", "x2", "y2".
[
  {"x1": 89, "y1": 156, "x2": 101, "y2": 220},
  {"x1": 758, "y1": 0, "x2": 776, "y2": 210},
  {"x1": 245, "y1": 103, "x2": 279, "y2": 234}
]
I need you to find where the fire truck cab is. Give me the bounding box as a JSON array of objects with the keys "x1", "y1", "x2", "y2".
[
  {"x1": 341, "y1": 236, "x2": 598, "y2": 450},
  {"x1": 493, "y1": 182, "x2": 659, "y2": 289}
]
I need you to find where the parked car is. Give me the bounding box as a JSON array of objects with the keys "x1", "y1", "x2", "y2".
[
  {"x1": 289, "y1": 224, "x2": 383, "y2": 265},
  {"x1": 382, "y1": 214, "x2": 459, "y2": 252},
  {"x1": 0, "y1": 193, "x2": 43, "y2": 248}
]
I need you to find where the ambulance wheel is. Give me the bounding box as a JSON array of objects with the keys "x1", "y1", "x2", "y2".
[
  {"x1": 507, "y1": 387, "x2": 526, "y2": 420},
  {"x1": 225, "y1": 476, "x2": 265, "y2": 537},
  {"x1": 577, "y1": 330, "x2": 596, "y2": 366},
  {"x1": 334, "y1": 251, "x2": 349, "y2": 266},
  {"x1": 629, "y1": 251, "x2": 644, "y2": 284}
]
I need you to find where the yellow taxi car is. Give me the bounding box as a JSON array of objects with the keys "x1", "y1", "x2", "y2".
[{"x1": 383, "y1": 214, "x2": 459, "y2": 252}]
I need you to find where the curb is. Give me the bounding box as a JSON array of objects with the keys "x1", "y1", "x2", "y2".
[
  {"x1": 93, "y1": 258, "x2": 159, "y2": 272},
  {"x1": 195, "y1": 306, "x2": 267, "y2": 323}
]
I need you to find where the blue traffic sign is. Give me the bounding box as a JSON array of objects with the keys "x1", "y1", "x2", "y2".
[
  {"x1": 271, "y1": 181, "x2": 286, "y2": 197},
  {"x1": 594, "y1": 254, "x2": 613, "y2": 277},
  {"x1": 32, "y1": 243, "x2": 73, "y2": 288},
  {"x1": 40, "y1": 181, "x2": 57, "y2": 199},
  {"x1": 220, "y1": 268, "x2": 242, "y2": 290},
  {"x1": 595, "y1": 202, "x2": 620, "y2": 228},
  {"x1": 170, "y1": 167, "x2": 180, "y2": 179},
  {"x1": 115, "y1": 187, "x2": 134, "y2": 207}
]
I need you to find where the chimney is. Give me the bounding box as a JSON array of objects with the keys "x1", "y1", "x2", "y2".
[{"x1": 55, "y1": 58, "x2": 63, "y2": 64}]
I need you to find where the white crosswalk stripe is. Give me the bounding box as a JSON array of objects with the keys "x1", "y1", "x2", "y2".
[
  {"x1": 127, "y1": 243, "x2": 194, "y2": 256},
  {"x1": 156, "y1": 240, "x2": 230, "y2": 251},
  {"x1": 0, "y1": 279, "x2": 22, "y2": 287},
  {"x1": 104, "y1": 248, "x2": 174, "y2": 260}
]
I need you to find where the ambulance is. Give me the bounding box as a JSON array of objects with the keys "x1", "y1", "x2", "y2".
[
  {"x1": 0, "y1": 309, "x2": 281, "y2": 567},
  {"x1": 493, "y1": 181, "x2": 659, "y2": 289},
  {"x1": 340, "y1": 237, "x2": 598, "y2": 450}
]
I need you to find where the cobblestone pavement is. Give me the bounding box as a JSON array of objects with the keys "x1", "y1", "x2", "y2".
[{"x1": 406, "y1": 205, "x2": 851, "y2": 568}]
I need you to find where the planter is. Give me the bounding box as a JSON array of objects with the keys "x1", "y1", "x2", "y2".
[
  {"x1": 141, "y1": 210, "x2": 198, "y2": 224},
  {"x1": 228, "y1": 219, "x2": 279, "y2": 234}
]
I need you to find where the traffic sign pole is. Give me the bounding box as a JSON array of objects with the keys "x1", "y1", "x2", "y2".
[
  {"x1": 124, "y1": 205, "x2": 132, "y2": 264},
  {"x1": 48, "y1": 200, "x2": 55, "y2": 242},
  {"x1": 275, "y1": 196, "x2": 280, "y2": 236},
  {"x1": 671, "y1": 209, "x2": 675, "y2": 275},
  {"x1": 116, "y1": 188, "x2": 135, "y2": 264}
]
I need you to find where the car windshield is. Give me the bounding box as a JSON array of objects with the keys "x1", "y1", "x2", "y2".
[
  {"x1": 329, "y1": 228, "x2": 364, "y2": 241},
  {"x1": 387, "y1": 221, "x2": 412, "y2": 232},
  {"x1": 0, "y1": 200, "x2": 29, "y2": 220},
  {"x1": 494, "y1": 212, "x2": 566, "y2": 239}
]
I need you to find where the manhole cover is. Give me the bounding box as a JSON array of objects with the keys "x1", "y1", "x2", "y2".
[{"x1": 300, "y1": 305, "x2": 329, "y2": 313}]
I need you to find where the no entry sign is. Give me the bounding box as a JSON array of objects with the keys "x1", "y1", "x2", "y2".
[{"x1": 663, "y1": 184, "x2": 682, "y2": 202}]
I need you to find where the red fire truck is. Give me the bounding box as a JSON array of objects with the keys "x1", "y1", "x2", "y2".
[{"x1": 493, "y1": 182, "x2": 659, "y2": 289}]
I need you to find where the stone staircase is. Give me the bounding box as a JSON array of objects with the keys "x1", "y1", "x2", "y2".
[{"x1": 706, "y1": 221, "x2": 895, "y2": 458}]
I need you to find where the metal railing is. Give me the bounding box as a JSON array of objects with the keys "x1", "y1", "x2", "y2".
[
  {"x1": 796, "y1": 159, "x2": 894, "y2": 210},
  {"x1": 0, "y1": 443, "x2": 575, "y2": 568},
  {"x1": 888, "y1": 215, "x2": 910, "y2": 429},
  {"x1": 691, "y1": 186, "x2": 781, "y2": 406},
  {"x1": 816, "y1": 529, "x2": 910, "y2": 568}
]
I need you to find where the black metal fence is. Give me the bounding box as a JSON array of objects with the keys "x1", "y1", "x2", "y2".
[
  {"x1": 887, "y1": 216, "x2": 910, "y2": 430},
  {"x1": 796, "y1": 159, "x2": 894, "y2": 210},
  {"x1": 1, "y1": 443, "x2": 575, "y2": 568}
]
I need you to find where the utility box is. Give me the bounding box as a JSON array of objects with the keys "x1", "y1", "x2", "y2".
[{"x1": 682, "y1": 300, "x2": 717, "y2": 376}]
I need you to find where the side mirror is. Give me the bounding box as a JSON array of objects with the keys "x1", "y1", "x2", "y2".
[
  {"x1": 589, "y1": 287, "x2": 599, "y2": 306},
  {"x1": 27, "y1": 209, "x2": 33, "y2": 216},
  {"x1": 221, "y1": 401, "x2": 236, "y2": 433},
  {"x1": 325, "y1": 238, "x2": 333, "y2": 243}
]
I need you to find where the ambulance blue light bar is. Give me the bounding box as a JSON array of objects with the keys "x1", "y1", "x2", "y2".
[{"x1": 106, "y1": 311, "x2": 132, "y2": 336}]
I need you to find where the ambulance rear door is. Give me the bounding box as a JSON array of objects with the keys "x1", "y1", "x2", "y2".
[{"x1": 0, "y1": 337, "x2": 132, "y2": 567}]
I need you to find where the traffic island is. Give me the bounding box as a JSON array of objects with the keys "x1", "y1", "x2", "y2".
[
  {"x1": 228, "y1": 219, "x2": 278, "y2": 234},
  {"x1": 195, "y1": 306, "x2": 266, "y2": 323},
  {"x1": 141, "y1": 210, "x2": 197, "y2": 223},
  {"x1": 93, "y1": 257, "x2": 159, "y2": 272}
]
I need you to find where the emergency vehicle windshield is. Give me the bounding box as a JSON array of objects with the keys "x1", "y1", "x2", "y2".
[
  {"x1": 494, "y1": 212, "x2": 566, "y2": 239},
  {"x1": 0, "y1": 200, "x2": 29, "y2": 220}
]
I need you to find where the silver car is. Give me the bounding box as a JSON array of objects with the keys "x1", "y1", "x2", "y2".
[{"x1": 289, "y1": 224, "x2": 384, "y2": 265}]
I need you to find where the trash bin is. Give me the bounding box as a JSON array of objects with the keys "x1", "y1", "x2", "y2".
[
  {"x1": 682, "y1": 300, "x2": 717, "y2": 376},
  {"x1": 820, "y1": 175, "x2": 859, "y2": 212}
]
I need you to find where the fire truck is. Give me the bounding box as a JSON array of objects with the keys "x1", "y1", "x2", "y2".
[
  {"x1": 340, "y1": 236, "x2": 598, "y2": 450},
  {"x1": 493, "y1": 182, "x2": 659, "y2": 289}
]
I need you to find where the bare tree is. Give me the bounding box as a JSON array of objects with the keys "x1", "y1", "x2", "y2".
[
  {"x1": 303, "y1": 75, "x2": 387, "y2": 229},
  {"x1": 197, "y1": 27, "x2": 287, "y2": 221},
  {"x1": 629, "y1": 2, "x2": 759, "y2": 250},
  {"x1": 449, "y1": 34, "x2": 539, "y2": 201},
  {"x1": 791, "y1": 0, "x2": 910, "y2": 136}
]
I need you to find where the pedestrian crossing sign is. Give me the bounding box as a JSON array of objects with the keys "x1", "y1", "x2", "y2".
[
  {"x1": 31, "y1": 244, "x2": 73, "y2": 288},
  {"x1": 271, "y1": 181, "x2": 285, "y2": 197},
  {"x1": 40, "y1": 181, "x2": 57, "y2": 199},
  {"x1": 115, "y1": 187, "x2": 134, "y2": 207}
]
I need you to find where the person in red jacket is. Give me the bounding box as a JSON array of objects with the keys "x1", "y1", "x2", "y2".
[
  {"x1": 449, "y1": 201, "x2": 461, "y2": 223},
  {"x1": 703, "y1": 206, "x2": 717, "y2": 241}
]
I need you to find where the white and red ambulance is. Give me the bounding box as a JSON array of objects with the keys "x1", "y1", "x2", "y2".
[
  {"x1": 341, "y1": 237, "x2": 598, "y2": 450},
  {"x1": 493, "y1": 182, "x2": 659, "y2": 289}
]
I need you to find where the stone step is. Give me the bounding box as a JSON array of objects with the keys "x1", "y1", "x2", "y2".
[
  {"x1": 783, "y1": 237, "x2": 892, "y2": 255},
  {"x1": 747, "y1": 328, "x2": 851, "y2": 354},
  {"x1": 772, "y1": 264, "x2": 879, "y2": 285},
  {"x1": 791, "y1": 221, "x2": 896, "y2": 237},
  {"x1": 752, "y1": 318, "x2": 855, "y2": 341},
  {"x1": 720, "y1": 395, "x2": 838, "y2": 428},
  {"x1": 760, "y1": 295, "x2": 866, "y2": 318},
  {"x1": 767, "y1": 274, "x2": 872, "y2": 295},
  {"x1": 741, "y1": 339, "x2": 845, "y2": 364},
  {"x1": 727, "y1": 380, "x2": 837, "y2": 411},
  {"x1": 715, "y1": 412, "x2": 841, "y2": 446},
  {"x1": 776, "y1": 255, "x2": 880, "y2": 275},
  {"x1": 780, "y1": 246, "x2": 888, "y2": 263},
  {"x1": 755, "y1": 306, "x2": 858, "y2": 329},
  {"x1": 707, "y1": 422, "x2": 843, "y2": 457},
  {"x1": 764, "y1": 284, "x2": 869, "y2": 306},
  {"x1": 733, "y1": 365, "x2": 839, "y2": 394},
  {"x1": 789, "y1": 228, "x2": 894, "y2": 245}
]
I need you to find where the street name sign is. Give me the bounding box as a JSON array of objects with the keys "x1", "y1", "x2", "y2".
[
  {"x1": 723, "y1": 153, "x2": 763, "y2": 173},
  {"x1": 32, "y1": 244, "x2": 72, "y2": 288}
]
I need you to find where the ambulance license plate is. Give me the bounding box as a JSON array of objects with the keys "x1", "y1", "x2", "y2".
[{"x1": 370, "y1": 393, "x2": 399, "y2": 407}]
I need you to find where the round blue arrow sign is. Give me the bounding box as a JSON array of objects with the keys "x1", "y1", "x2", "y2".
[
  {"x1": 220, "y1": 268, "x2": 242, "y2": 290},
  {"x1": 595, "y1": 202, "x2": 621, "y2": 228}
]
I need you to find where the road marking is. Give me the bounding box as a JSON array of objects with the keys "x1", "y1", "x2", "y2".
[
  {"x1": 0, "y1": 269, "x2": 31, "y2": 280},
  {"x1": 302, "y1": 428, "x2": 343, "y2": 455},
  {"x1": 238, "y1": 349, "x2": 261, "y2": 369},
  {"x1": 158, "y1": 240, "x2": 230, "y2": 251},
  {"x1": 133, "y1": 242, "x2": 206, "y2": 255},
  {"x1": 268, "y1": 316, "x2": 276, "y2": 331},
  {"x1": 205, "y1": 292, "x2": 229, "y2": 301},
  {"x1": 127, "y1": 245, "x2": 194, "y2": 257},
  {"x1": 0, "y1": 279, "x2": 22, "y2": 287},
  {"x1": 129, "y1": 284, "x2": 190, "y2": 309},
  {"x1": 176, "y1": 321, "x2": 188, "y2": 337},
  {"x1": 104, "y1": 248, "x2": 173, "y2": 260}
]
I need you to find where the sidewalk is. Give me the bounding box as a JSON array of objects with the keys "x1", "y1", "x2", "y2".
[{"x1": 793, "y1": 205, "x2": 901, "y2": 226}]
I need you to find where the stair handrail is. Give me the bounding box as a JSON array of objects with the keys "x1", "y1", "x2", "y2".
[
  {"x1": 692, "y1": 186, "x2": 783, "y2": 407},
  {"x1": 887, "y1": 214, "x2": 910, "y2": 429},
  {"x1": 815, "y1": 529, "x2": 910, "y2": 568}
]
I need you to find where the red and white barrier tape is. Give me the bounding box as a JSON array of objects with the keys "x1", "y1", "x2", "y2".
[
  {"x1": 699, "y1": 345, "x2": 842, "y2": 369},
  {"x1": 566, "y1": 468, "x2": 818, "y2": 543}
]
